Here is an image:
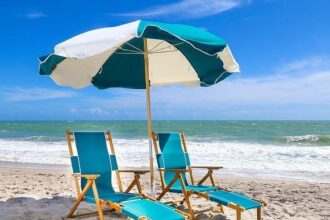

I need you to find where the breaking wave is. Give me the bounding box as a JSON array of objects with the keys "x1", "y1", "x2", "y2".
[
  {"x1": 0, "y1": 138, "x2": 330, "y2": 182},
  {"x1": 283, "y1": 135, "x2": 330, "y2": 145}
]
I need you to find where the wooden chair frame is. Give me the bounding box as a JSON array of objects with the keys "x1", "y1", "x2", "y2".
[
  {"x1": 152, "y1": 131, "x2": 267, "y2": 220},
  {"x1": 66, "y1": 130, "x2": 154, "y2": 220}
]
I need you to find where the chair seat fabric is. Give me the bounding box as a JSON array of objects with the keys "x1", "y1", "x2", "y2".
[
  {"x1": 208, "y1": 190, "x2": 262, "y2": 210},
  {"x1": 84, "y1": 192, "x2": 141, "y2": 204},
  {"x1": 121, "y1": 199, "x2": 185, "y2": 220},
  {"x1": 169, "y1": 184, "x2": 261, "y2": 210},
  {"x1": 170, "y1": 184, "x2": 217, "y2": 193}
]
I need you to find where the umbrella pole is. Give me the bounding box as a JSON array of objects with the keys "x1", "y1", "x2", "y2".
[{"x1": 143, "y1": 38, "x2": 154, "y2": 195}]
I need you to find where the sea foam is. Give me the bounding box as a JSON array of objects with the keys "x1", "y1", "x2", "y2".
[{"x1": 0, "y1": 138, "x2": 330, "y2": 182}]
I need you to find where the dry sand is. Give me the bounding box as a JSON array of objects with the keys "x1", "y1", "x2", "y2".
[{"x1": 0, "y1": 166, "x2": 329, "y2": 220}]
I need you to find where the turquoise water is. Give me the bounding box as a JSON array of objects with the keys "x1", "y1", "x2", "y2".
[
  {"x1": 1, "y1": 120, "x2": 330, "y2": 145},
  {"x1": 0, "y1": 120, "x2": 329, "y2": 182}
]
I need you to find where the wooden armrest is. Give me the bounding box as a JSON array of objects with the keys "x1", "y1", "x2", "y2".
[
  {"x1": 253, "y1": 198, "x2": 268, "y2": 206},
  {"x1": 191, "y1": 166, "x2": 223, "y2": 170},
  {"x1": 72, "y1": 174, "x2": 100, "y2": 179},
  {"x1": 158, "y1": 168, "x2": 188, "y2": 173},
  {"x1": 118, "y1": 169, "x2": 150, "y2": 175}
]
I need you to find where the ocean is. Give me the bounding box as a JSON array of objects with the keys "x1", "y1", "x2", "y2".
[{"x1": 0, "y1": 120, "x2": 329, "y2": 182}]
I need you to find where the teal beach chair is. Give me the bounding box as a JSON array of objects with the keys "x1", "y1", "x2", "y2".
[
  {"x1": 66, "y1": 130, "x2": 187, "y2": 220},
  {"x1": 152, "y1": 132, "x2": 267, "y2": 220}
]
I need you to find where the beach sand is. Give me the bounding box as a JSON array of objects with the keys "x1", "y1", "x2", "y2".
[{"x1": 0, "y1": 166, "x2": 329, "y2": 220}]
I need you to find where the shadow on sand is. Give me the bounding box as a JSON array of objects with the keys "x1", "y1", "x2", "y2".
[{"x1": 0, "y1": 196, "x2": 227, "y2": 220}]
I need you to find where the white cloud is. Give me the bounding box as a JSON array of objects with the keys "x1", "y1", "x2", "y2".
[
  {"x1": 80, "y1": 56, "x2": 330, "y2": 119},
  {"x1": 114, "y1": 0, "x2": 249, "y2": 20},
  {"x1": 70, "y1": 107, "x2": 108, "y2": 116},
  {"x1": 5, "y1": 56, "x2": 327, "y2": 120},
  {"x1": 278, "y1": 56, "x2": 330, "y2": 74},
  {"x1": 0, "y1": 87, "x2": 76, "y2": 102},
  {"x1": 24, "y1": 12, "x2": 47, "y2": 19},
  {"x1": 146, "y1": 58, "x2": 330, "y2": 108}
]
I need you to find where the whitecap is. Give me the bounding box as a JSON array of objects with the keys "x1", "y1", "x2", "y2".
[
  {"x1": 0, "y1": 138, "x2": 329, "y2": 182},
  {"x1": 286, "y1": 135, "x2": 319, "y2": 143}
]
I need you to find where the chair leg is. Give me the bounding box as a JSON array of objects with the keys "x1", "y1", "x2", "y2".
[
  {"x1": 217, "y1": 204, "x2": 224, "y2": 214},
  {"x1": 257, "y1": 207, "x2": 262, "y2": 220},
  {"x1": 184, "y1": 193, "x2": 194, "y2": 219},
  {"x1": 197, "y1": 171, "x2": 211, "y2": 185},
  {"x1": 91, "y1": 181, "x2": 104, "y2": 220},
  {"x1": 209, "y1": 172, "x2": 216, "y2": 187},
  {"x1": 135, "y1": 175, "x2": 143, "y2": 194},
  {"x1": 67, "y1": 180, "x2": 93, "y2": 218},
  {"x1": 179, "y1": 196, "x2": 186, "y2": 205},
  {"x1": 156, "y1": 173, "x2": 180, "y2": 200},
  {"x1": 125, "y1": 178, "x2": 137, "y2": 193},
  {"x1": 178, "y1": 175, "x2": 195, "y2": 219},
  {"x1": 236, "y1": 210, "x2": 242, "y2": 220}
]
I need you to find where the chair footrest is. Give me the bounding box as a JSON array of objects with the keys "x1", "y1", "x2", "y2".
[
  {"x1": 208, "y1": 190, "x2": 262, "y2": 210},
  {"x1": 121, "y1": 199, "x2": 185, "y2": 220}
]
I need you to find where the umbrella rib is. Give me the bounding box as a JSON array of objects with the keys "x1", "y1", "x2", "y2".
[
  {"x1": 126, "y1": 42, "x2": 143, "y2": 53},
  {"x1": 150, "y1": 42, "x2": 184, "y2": 53},
  {"x1": 115, "y1": 41, "x2": 185, "y2": 55},
  {"x1": 116, "y1": 47, "x2": 142, "y2": 53},
  {"x1": 114, "y1": 52, "x2": 144, "y2": 55},
  {"x1": 148, "y1": 50, "x2": 179, "y2": 54},
  {"x1": 148, "y1": 40, "x2": 164, "y2": 53}
]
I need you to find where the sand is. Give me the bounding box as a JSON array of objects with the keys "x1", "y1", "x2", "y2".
[{"x1": 0, "y1": 166, "x2": 329, "y2": 220}]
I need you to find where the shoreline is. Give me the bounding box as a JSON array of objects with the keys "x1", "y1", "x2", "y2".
[
  {"x1": 0, "y1": 160, "x2": 329, "y2": 184},
  {"x1": 0, "y1": 160, "x2": 69, "y2": 170}
]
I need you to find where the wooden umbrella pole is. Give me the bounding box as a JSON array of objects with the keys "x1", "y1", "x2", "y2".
[{"x1": 143, "y1": 38, "x2": 155, "y2": 195}]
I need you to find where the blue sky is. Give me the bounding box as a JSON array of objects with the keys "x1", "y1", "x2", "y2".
[{"x1": 0, "y1": 0, "x2": 330, "y2": 120}]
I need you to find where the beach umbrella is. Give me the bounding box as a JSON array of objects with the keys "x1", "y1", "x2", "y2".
[{"x1": 38, "y1": 20, "x2": 239, "y2": 193}]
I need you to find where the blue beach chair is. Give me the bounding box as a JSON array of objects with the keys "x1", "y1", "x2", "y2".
[
  {"x1": 152, "y1": 132, "x2": 267, "y2": 220},
  {"x1": 66, "y1": 130, "x2": 187, "y2": 220}
]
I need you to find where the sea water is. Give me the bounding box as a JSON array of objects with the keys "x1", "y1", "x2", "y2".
[{"x1": 0, "y1": 120, "x2": 329, "y2": 182}]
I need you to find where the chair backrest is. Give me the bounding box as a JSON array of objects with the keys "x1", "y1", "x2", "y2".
[
  {"x1": 66, "y1": 131, "x2": 121, "y2": 198},
  {"x1": 153, "y1": 132, "x2": 192, "y2": 188}
]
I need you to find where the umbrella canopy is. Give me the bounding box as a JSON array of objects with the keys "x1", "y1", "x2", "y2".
[
  {"x1": 38, "y1": 20, "x2": 239, "y2": 194},
  {"x1": 39, "y1": 20, "x2": 239, "y2": 89}
]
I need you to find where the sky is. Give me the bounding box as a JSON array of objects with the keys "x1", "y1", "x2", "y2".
[{"x1": 0, "y1": 0, "x2": 330, "y2": 120}]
